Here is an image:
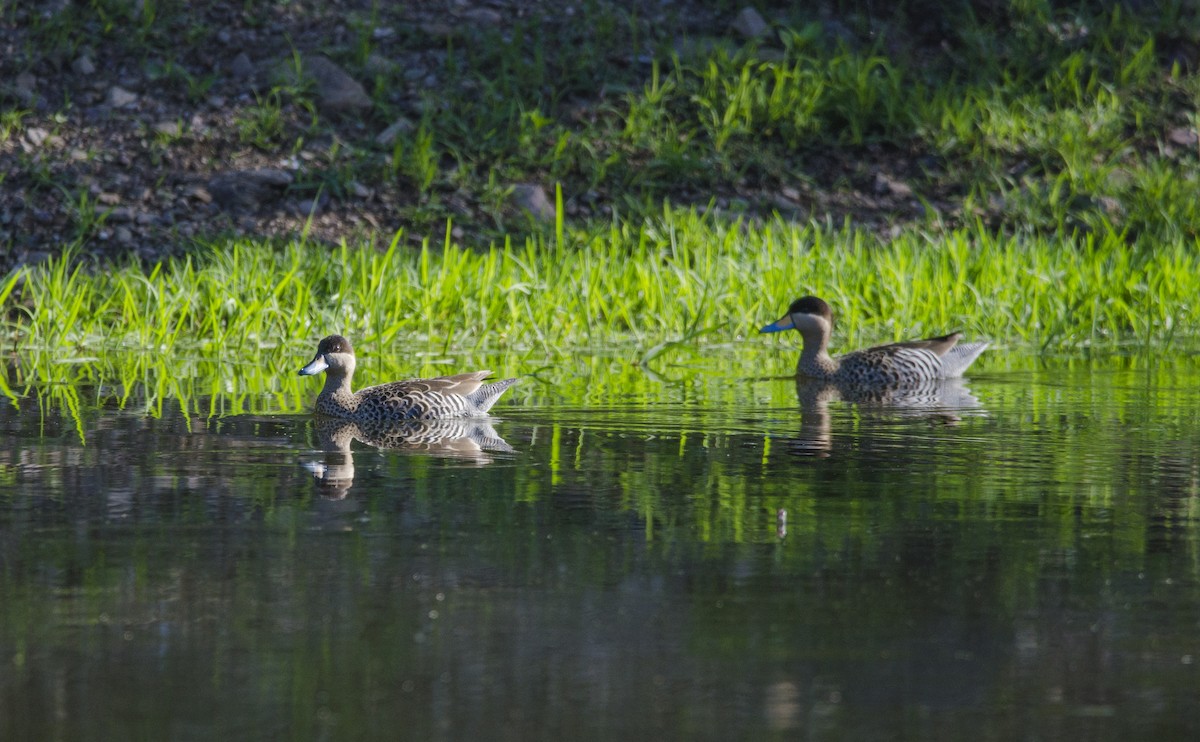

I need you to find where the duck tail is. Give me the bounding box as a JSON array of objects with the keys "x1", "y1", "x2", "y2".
[
  {"x1": 468, "y1": 377, "x2": 520, "y2": 413},
  {"x1": 941, "y1": 342, "x2": 989, "y2": 378}
]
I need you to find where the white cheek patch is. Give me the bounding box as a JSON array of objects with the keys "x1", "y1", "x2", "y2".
[{"x1": 794, "y1": 314, "x2": 831, "y2": 335}]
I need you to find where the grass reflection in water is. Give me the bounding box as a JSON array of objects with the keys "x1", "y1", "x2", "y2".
[{"x1": 0, "y1": 349, "x2": 1198, "y2": 739}]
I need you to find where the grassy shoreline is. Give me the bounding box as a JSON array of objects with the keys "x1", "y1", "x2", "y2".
[{"x1": 4, "y1": 209, "x2": 1195, "y2": 363}]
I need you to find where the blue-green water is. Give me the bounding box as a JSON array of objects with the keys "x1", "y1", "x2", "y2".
[{"x1": 1, "y1": 351, "x2": 1198, "y2": 740}]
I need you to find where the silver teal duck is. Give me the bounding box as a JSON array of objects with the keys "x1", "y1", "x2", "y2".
[
  {"x1": 760, "y1": 296, "x2": 988, "y2": 385},
  {"x1": 298, "y1": 335, "x2": 518, "y2": 421}
]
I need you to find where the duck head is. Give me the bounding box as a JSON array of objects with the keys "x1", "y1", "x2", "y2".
[
  {"x1": 760, "y1": 296, "x2": 834, "y2": 338},
  {"x1": 299, "y1": 334, "x2": 357, "y2": 377}
]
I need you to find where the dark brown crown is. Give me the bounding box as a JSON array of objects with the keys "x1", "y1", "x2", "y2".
[
  {"x1": 317, "y1": 334, "x2": 353, "y2": 355},
  {"x1": 787, "y1": 296, "x2": 833, "y2": 322}
]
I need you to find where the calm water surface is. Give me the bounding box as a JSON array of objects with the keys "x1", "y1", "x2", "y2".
[{"x1": 1, "y1": 350, "x2": 1198, "y2": 740}]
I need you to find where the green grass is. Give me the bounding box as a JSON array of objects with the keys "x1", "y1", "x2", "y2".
[{"x1": 4, "y1": 211, "x2": 1196, "y2": 360}]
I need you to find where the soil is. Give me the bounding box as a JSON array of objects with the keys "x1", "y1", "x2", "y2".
[{"x1": 0, "y1": 1, "x2": 987, "y2": 271}]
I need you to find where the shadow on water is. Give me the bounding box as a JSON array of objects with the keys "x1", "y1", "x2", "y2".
[{"x1": 0, "y1": 349, "x2": 1199, "y2": 739}]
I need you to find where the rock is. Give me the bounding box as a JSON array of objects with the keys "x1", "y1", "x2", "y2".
[
  {"x1": 511, "y1": 184, "x2": 556, "y2": 222},
  {"x1": 72, "y1": 54, "x2": 96, "y2": 76},
  {"x1": 874, "y1": 173, "x2": 913, "y2": 198},
  {"x1": 115, "y1": 227, "x2": 133, "y2": 244},
  {"x1": 9, "y1": 88, "x2": 34, "y2": 107},
  {"x1": 229, "y1": 52, "x2": 255, "y2": 80},
  {"x1": 1105, "y1": 168, "x2": 1132, "y2": 189},
  {"x1": 732, "y1": 7, "x2": 770, "y2": 40},
  {"x1": 1097, "y1": 195, "x2": 1123, "y2": 216},
  {"x1": 208, "y1": 168, "x2": 294, "y2": 212},
  {"x1": 11, "y1": 72, "x2": 36, "y2": 106},
  {"x1": 20, "y1": 250, "x2": 53, "y2": 266},
  {"x1": 107, "y1": 207, "x2": 135, "y2": 222},
  {"x1": 25, "y1": 127, "x2": 49, "y2": 146},
  {"x1": 248, "y1": 168, "x2": 293, "y2": 187},
  {"x1": 823, "y1": 20, "x2": 858, "y2": 48},
  {"x1": 460, "y1": 8, "x2": 502, "y2": 25},
  {"x1": 108, "y1": 85, "x2": 138, "y2": 107},
  {"x1": 418, "y1": 22, "x2": 456, "y2": 40},
  {"x1": 375, "y1": 116, "x2": 415, "y2": 146},
  {"x1": 278, "y1": 55, "x2": 372, "y2": 114},
  {"x1": 363, "y1": 53, "x2": 397, "y2": 77},
  {"x1": 769, "y1": 193, "x2": 803, "y2": 213},
  {"x1": 97, "y1": 192, "x2": 121, "y2": 206},
  {"x1": 297, "y1": 194, "x2": 329, "y2": 215},
  {"x1": 185, "y1": 185, "x2": 213, "y2": 203},
  {"x1": 1167, "y1": 127, "x2": 1198, "y2": 147},
  {"x1": 372, "y1": 27, "x2": 395, "y2": 40},
  {"x1": 153, "y1": 120, "x2": 183, "y2": 136}
]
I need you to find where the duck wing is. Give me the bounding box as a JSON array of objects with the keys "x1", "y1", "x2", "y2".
[
  {"x1": 362, "y1": 370, "x2": 495, "y2": 399},
  {"x1": 850, "y1": 332, "x2": 987, "y2": 379},
  {"x1": 357, "y1": 371, "x2": 517, "y2": 420},
  {"x1": 869, "y1": 332, "x2": 963, "y2": 357}
]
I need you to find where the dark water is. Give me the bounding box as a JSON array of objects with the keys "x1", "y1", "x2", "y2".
[{"x1": 1, "y1": 351, "x2": 1199, "y2": 740}]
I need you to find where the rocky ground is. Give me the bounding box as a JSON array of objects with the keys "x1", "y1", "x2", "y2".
[
  {"x1": 0, "y1": 0, "x2": 961, "y2": 271},
  {"x1": 2, "y1": 0, "x2": 569, "y2": 267},
  {"x1": 4, "y1": 1, "x2": 1184, "y2": 272}
]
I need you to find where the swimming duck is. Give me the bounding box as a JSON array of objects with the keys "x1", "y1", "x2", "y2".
[
  {"x1": 760, "y1": 296, "x2": 988, "y2": 385},
  {"x1": 298, "y1": 334, "x2": 518, "y2": 421}
]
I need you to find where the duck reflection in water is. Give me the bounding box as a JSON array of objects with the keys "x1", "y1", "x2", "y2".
[
  {"x1": 788, "y1": 376, "x2": 985, "y2": 458},
  {"x1": 304, "y1": 417, "x2": 514, "y2": 499}
]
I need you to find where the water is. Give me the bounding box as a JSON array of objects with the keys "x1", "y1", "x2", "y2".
[{"x1": 1, "y1": 350, "x2": 1199, "y2": 740}]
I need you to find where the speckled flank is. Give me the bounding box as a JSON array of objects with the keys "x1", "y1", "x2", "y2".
[
  {"x1": 763, "y1": 296, "x2": 988, "y2": 385},
  {"x1": 299, "y1": 335, "x2": 518, "y2": 421},
  {"x1": 315, "y1": 375, "x2": 519, "y2": 422},
  {"x1": 806, "y1": 340, "x2": 988, "y2": 385}
]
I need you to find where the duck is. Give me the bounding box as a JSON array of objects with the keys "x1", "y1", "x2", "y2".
[
  {"x1": 298, "y1": 334, "x2": 518, "y2": 422},
  {"x1": 760, "y1": 296, "x2": 988, "y2": 385}
]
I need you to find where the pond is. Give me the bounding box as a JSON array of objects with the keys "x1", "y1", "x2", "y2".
[{"x1": 1, "y1": 348, "x2": 1198, "y2": 740}]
